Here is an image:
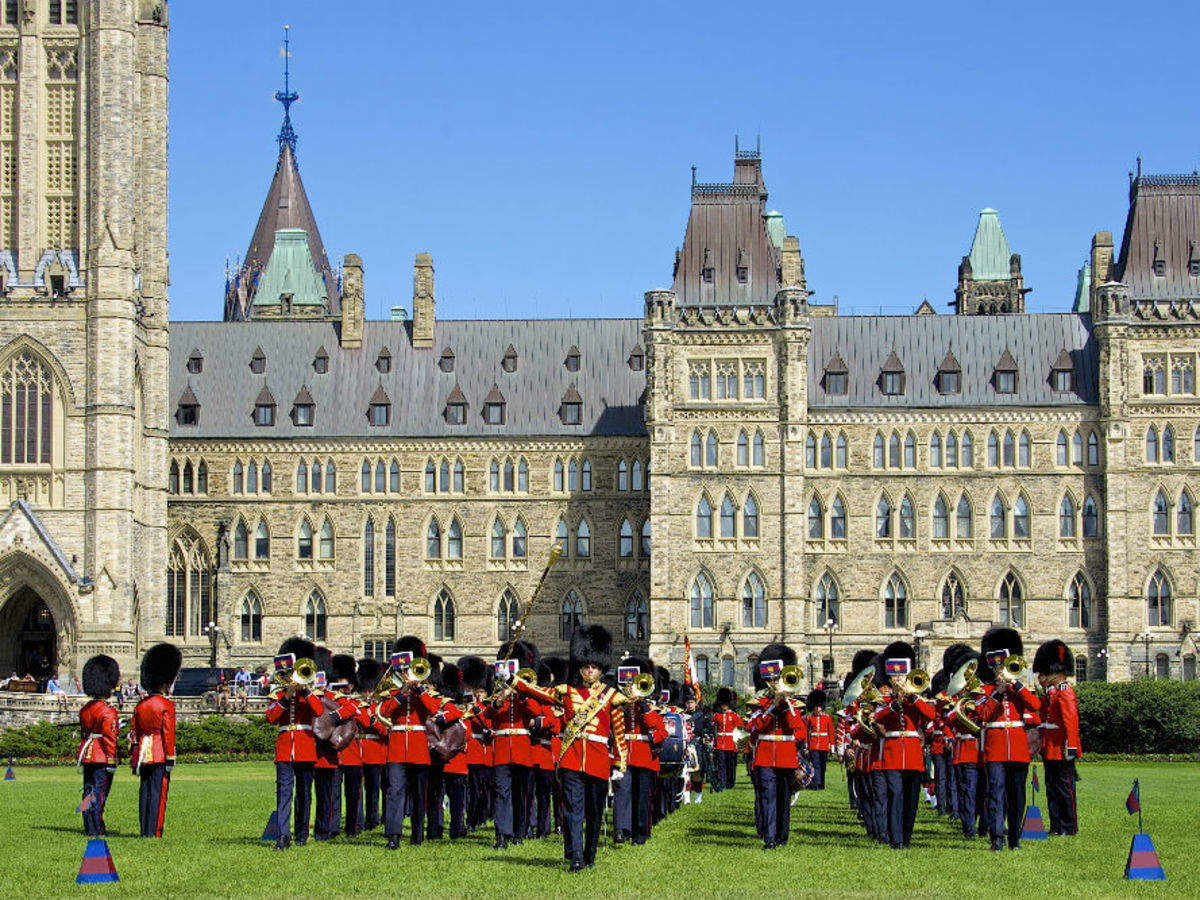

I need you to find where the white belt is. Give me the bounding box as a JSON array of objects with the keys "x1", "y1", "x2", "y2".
[
  {"x1": 585, "y1": 734, "x2": 609, "y2": 744},
  {"x1": 883, "y1": 731, "x2": 919, "y2": 739},
  {"x1": 1039, "y1": 723, "x2": 1061, "y2": 730},
  {"x1": 627, "y1": 734, "x2": 650, "y2": 742},
  {"x1": 279, "y1": 725, "x2": 313, "y2": 732},
  {"x1": 984, "y1": 721, "x2": 1024, "y2": 730},
  {"x1": 390, "y1": 725, "x2": 426, "y2": 732},
  {"x1": 494, "y1": 728, "x2": 529, "y2": 736},
  {"x1": 757, "y1": 734, "x2": 795, "y2": 742},
  {"x1": 86, "y1": 732, "x2": 105, "y2": 740},
  {"x1": 362, "y1": 735, "x2": 386, "y2": 742}
]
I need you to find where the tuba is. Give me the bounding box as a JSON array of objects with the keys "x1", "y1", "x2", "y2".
[{"x1": 947, "y1": 658, "x2": 982, "y2": 698}]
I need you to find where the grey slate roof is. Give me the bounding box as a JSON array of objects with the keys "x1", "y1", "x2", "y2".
[
  {"x1": 170, "y1": 319, "x2": 647, "y2": 439},
  {"x1": 807, "y1": 313, "x2": 1097, "y2": 408},
  {"x1": 1116, "y1": 174, "x2": 1200, "y2": 300}
]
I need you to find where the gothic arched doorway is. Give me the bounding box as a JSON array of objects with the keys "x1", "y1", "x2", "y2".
[{"x1": 0, "y1": 586, "x2": 57, "y2": 683}]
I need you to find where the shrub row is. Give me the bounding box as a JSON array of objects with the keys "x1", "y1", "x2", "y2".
[{"x1": 0, "y1": 715, "x2": 276, "y2": 763}]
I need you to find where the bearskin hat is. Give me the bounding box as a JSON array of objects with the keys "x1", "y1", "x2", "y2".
[
  {"x1": 981, "y1": 627, "x2": 1023, "y2": 660},
  {"x1": 715, "y1": 687, "x2": 735, "y2": 708},
  {"x1": 942, "y1": 642, "x2": 973, "y2": 672},
  {"x1": 1033, "y1": 639, "x2": 1075, "y2": 676},
  {"x1": 457, "y1": 655, "x2": 493, "y2": 693},
  {"x1": 875, "y1": 641, "x2": 917, "y2": 687},
  {"x1": 439, "y1": 662, "x2": 464, "y2": 700},
  {"x1": 278, "y1": 637, "x2": 316, "y2": 660},
  {"x1": 540, "y1": 656, "x2": 569, "y2": 688},
  {"x1": 667, "y1": 679, "x2": 683, "y2": 707},
  {"x1": 753, "y1": 642, "x2": 798, "y2": 690},
  {"x1": 392, "y1": 635, "x2": 427, "y2": 660},
  {"x1": 332, "y1": 654, "x2": 357, "y2": 684},
  {"x1": 82, "y1": 654, "x2": 120, "y2": 699},
  {"x1": 851, "y1": 649, "x2": 877, "y2": 677},
  {"x1": 655, "y1": 665, "x2": 671, "y2": 695},
  {"x1": 930, "y1": 668, "x2": 949, "y2": 697},
  {"x1": 570, "y1": 624, "x2": 613, "y2": 672},
  {"x1": 497, "y1": 639, "x2": 539, "y2": 671},
  {"x1": 140, "y1": 642, "x2": 183, "y2": 693},
  {"x1": 356, "y1": 658, "x2": 384, "y2": 693},
  {"x1": 806, "y1": 688, "x2": 827, "y2": 712},
  {"x1": 426, "y1": 652, "x2": 444, "y2": 681},
  {"x1": 624, "y1": 654, "x2": 655, "y2": 676},
  {"x1": 312, "y1": 645, "x2": 333, "y2": 680}
]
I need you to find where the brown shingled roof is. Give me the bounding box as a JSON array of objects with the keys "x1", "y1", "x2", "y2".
[
  {"x1": 1053, "y1": 348, "x2": 1074, "y2": 370},
  {"x1": 824, "y1": 351, "x2": 848, "y2": 374},
  {"x1": 484, "y1": 383, "x2": 506, "y2": 404},
  {"x1": 293, "y1": 384, "x2": 314, "y2": 405},
  {"x1": 881, "y1": 351, "x2": 905, "y2": 373},
  {"x1": 370, "y1": 384, "x2": 390, "y2": 405},
  {"x1": 939, "y1": 350, "x2": 961, "y2": 372},
  {"x1": 178, "y1": 385, "x2": 198, "y2": 406},
  {"x1": 445, "y1": 383, "x2": 467, "y2": 405},
  {"x1": 995, "y1": 348, "x2": 1018, "y2": 371},
  {"x1": 254, "y1": 384, "x2": 275, "y2": 406}
]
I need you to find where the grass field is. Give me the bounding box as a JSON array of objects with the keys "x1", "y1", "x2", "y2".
[{"x1": 1, "y1": 761, "x2": 1196, "y2": 897}]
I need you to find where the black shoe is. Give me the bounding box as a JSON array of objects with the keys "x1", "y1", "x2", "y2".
[
  {"x1": 386, "y1": 837, "x2": 400, "y2": 850},
  {"x1": 410, "y1": 837, "x2": 423, "y2": 846},
  {"x1": 1008, "y1": 842, "x2": 1020, "y2": 850},
  {"x1": 273, "y1": 835, "x2": 291, "y2": 851},
  {"x1": 295, "y1": 837, "x2": 307, "y2": 846},
  {"x1": 493, "y1": 837, "x2": 508, "y2": 850},
  {"x1": 990, "y1": 838, "x2": 1004, "y2": 852},
  {"x1": 614, "y1": 831, "x2": 628, "y2": 844},
  {"x1": 763, "y1": 841, "x2": 775, "y2": 850},
  {"x1": 512, "y1": 837, "x2": 523, "y2": 846},
  {"x1": 569, "y1": 860, "x2": 585, "y2": 873}
]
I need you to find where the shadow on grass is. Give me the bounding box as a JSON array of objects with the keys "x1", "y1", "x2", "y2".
[
  {"x1": 34, "y1": 825, "x2": 135, "y2": 838},
  {"x1": 479, "y1": 855, "x2": 566, "y2": 869}
]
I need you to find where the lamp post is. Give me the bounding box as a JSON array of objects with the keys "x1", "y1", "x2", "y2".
[
  {"x1": 203, "y1": 621, "x2": 222, "y2": 669},
  {"x1": 823, "y1": 614, "x2": 837, "y2": 683},
  {"x1": 912, "y1": 627, "x2": 930, "y2": 671},
  {"x1": 1095, "y1": 647, "x2": 1108, "y2": 681},
  {"x1": 1138, "y1": 628, "x2": 1153, "y2": 678}
]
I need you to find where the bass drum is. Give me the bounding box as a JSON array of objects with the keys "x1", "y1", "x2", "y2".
[{"x1": 657, "y1": 710, "x2": 686, "y2": 776}]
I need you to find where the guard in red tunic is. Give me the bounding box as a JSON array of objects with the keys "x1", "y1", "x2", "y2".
[
  {"x1": 612, "y1": 654, "x2": 666, "y2": 845},
  {"x1": 378, "y1": 636, "x2": 461, "y2": 849},
  {"x1": 435, "y1": 663, "x2": 471, "y2": 839},
  {"x1": 872, "y1": 641, "x2": 935, "y2": 849},
  {"x1": 975, "y1": 627, "x2": 1041, "y2": 851},
  {"x1": 457, "y1": 656, "x2": 494, "y2": 832},
  {"x1": 1034, "y1": 639, "x2": 1082, "y2": 837},
  {"x1": 484, "y1": 640, "x2": 543, "y2": 849},
  {"x1": 355, "y1": 658, "x2": 388, "y2": 831},
  {"x1": 78, "y1": 654, "x2": 120, "y2": 835},
  {"x1": 528, "y1": 658, "x2": 564, "y2": 839},
  {"x1": 927, "y1": 670, "x2": 951, "y2": 817},
  {"x1": 804, "y1": 688, "x2": 833, "y2": 790},
  {"x1": 942, "y1": 644, "x2": 985, "y2": 839},
  {"x1": 711, "y1": 687, "x2": 745, "y2": 792},
  {"x1": 264, "y1": 638, "x2": 325, "y2": 849},
  {"x1": 747, "y1": 642, "x2": 805, "y2": 850},
  {"x1": 130, "y1": 642, "x2": 181, "y2": 838},
  {"x1": 515, "y1": 624, "x2": 628, "y2": 872}
]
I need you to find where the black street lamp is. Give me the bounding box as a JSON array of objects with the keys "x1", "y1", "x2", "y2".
[
  {"x1": 204, "y1": 621, "x2": 223, "y2": 669},
  {"x1": 824, "y1": 614, "x2": 837, "y2": 681}
]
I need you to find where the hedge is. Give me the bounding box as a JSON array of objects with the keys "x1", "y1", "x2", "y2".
[{"x1": 1076, "y1": 679, "x2": 1200, "y2": 755}]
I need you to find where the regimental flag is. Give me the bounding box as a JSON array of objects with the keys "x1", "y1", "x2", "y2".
[
  {"x1": 617, "y1": 666, "x2": 639, "y2": 685},
  {"x1": 683, "y1": 635, "x2": 701, "y2": 702},
  {"x1": 1032, "y1": 769, "x2": 1040, "y2": 793},
  {"x1": 77, "y1": 789, "x2": 95, "y2": 814},
  {"x1": 1126, "y1": 779, "x2": 1141, "y2": 815},
  {"x1": 273, "y1": 653, "x2": 295, "y2": 672},
  {"x1": 261, "y1": 810, "x2": 281, "y2": 842},
  {"x1": 76, "y1": 838, "x2": 119, "y2": 884},
  {"x1": 885, "y1": 658, "x2": 911, "y2": 677}
]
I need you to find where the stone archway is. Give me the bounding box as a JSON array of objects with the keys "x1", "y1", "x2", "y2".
[{"x1": 0, "y1": 551, "x2": 78, "y2": 683}]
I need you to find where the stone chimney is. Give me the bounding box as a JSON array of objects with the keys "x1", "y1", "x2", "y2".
[
  {"x1": 780, "y1": 235, "x2": 806, "y2": 291},
  {"x1": 1089, "y1": 231, "x2": 1115, "y2": 312},
  {"x1": 340, "y1": 253, "x2": 364, "y2": 348},
  {"x1": 412, "y1": 252, "x2": 435, "y2": 349}
]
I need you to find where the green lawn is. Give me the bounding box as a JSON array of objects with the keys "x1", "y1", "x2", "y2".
[{"x1": 1, "y1": 761, "x2": 1196, "y2": 897}]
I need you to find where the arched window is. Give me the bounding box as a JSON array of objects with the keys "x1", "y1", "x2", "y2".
[
  {"x1": 0, "y1": 350, "x2": 57, "y2": 465},
  {"x1": 1060, "y1": 495, "x2": 1077, "y2": 537},
  {"x1": 325, "y1": 460, "x2": 336, "y2": 493},
  {"x1": 999, "y1": 571, "x2": 1024, "y2": 628},
  {"x1": 990, "y1": 496, "x2": 1007, "y2": 538},
  {"x1": 956, "y1": 495, "x2": 973, "y2": 539},
  {"x1": 298, "y1": 519, "x2": 313, "y2": 559},
  {"x1": 737, "y1": 431, "x2": 749, "y2": 466},
  {"x1": 261, "y1": 460, "x2": 272, "y2": 493},
  {"x1": 503, "y1": 458, "x2": 514, "y2": 491},
  {"x1": 1018, "y1": 430, "x2": 1031, "y2": 466},
  {"x1": 808, "y1": 496, "x2": 824, "y2": 539},
  {"x1": 487, "y1": 458, "x2": 499, "y2": 492},
  {"x1": 447, "y1": 518, "x2": 463, "y2": 559},
  {"x1": 363, "y1": 518, "x2": 375, "y2": 595},
  {"x1": 640, "y1": 518, "x2": 651, "y2": 556},
  {"x1": 568, "y1": 459, "x2": 579, "y2": 491},
  {"x1": 1057, "y1": 430, "x2": 1068, "y2": 466},
  {"x1": 182, "y1": 461, "x2": 193, "y2": 494},
  {"x1": 617, "y1": 459, "x2": 629, "y2": 490},
  {"x1": 696, "y1": 496, "x2": 713, "y2": 539},
  {"x1": 876, "y1": 496, "x2": 892, "y2": 538},
  {"x1": 305, "y1": 592, "x2": 327, "y2": 641},
  {"x1": 498, "y1": 588, "x2": 519, "y2": 641},
  {"x1": 233, "y1": 520, "x2": 248, "y2": 560},
  {"x1": 696, "y1": 655, "x2": 710, "y2": 684},
  {"x1": 426, "y1": 519, "x2": 441, "y2": 559},
  {"x1": 561, "y1": 589, "x2": 583, "y2": 640},
  {"x1": 166, "y1": 532, "x2": 214, "y2": 638},
  {"x1": 753, "y1": 430, "x2": 765, "y2": 466},
  {"x1": 805, "y1": 433, "x2": 817, "y2": 468},
  {"x1": 197, "y1": 460, "x2": 208, "y2": 493},
  {"x1": 632, "y1": 460, "x2": 644, "y2": 490},
  {"x1": 821, "y1": 433, "x2": 833, "y2": 468},
  {"x1": 690, "y1": 573, "x2": 714, "y2": 628},
  {"x1": 705, "y1": 431, "x2": 718, "y2": 466},
  {"x1": 899, "y1": 495, "x2": 915, "y2": 539},
  {"x1": 434, "y1": 587, "x2": 456, "y2": 641},
  {"x1": 904, "y1": 431, "x2": 915, "y2": 468},
  {"x1": 311, "y1": 459, "x2": 321, "y2": 493},
  {"x1": 1179, "y1": 491, "x2": 1194, "y2": 535},
  {"x1": 873, "y1": 432, "x2": 885, "y2": 467},
  {"x1": 743, "y1": 494, "x2": 759, "y2": 539},
  {"x1": 169, "y1": 460, "x2": 179, "y2": 494},
  {"x1": 1002, "y1": 430, "x2": 1015, "y2": 466},
  {"x1": 1071, "y1": 430, "x2": 1083, "y2": 465},
  {"x1": 690, "y1": 432, "x2": 702, "y2": 467},
  {"x1": 720, "y1": 494, "x2": 736, "y2": 538},
  {"x1": 1153, "y1": 490, "x2": 1171, "y2": 535},
  {"x1": 489, "y1": 518, "x2": 506, "y2": 560},
  {"x1": 815, "y1": 572, "x2": 838, "y2": 628},
  {"x1": 515, "y1": 458, "x2": 526, "y2": 492},
  {"x1": 575, "y1": 519, "x2": 591, "y2": 558},
  {"x1": 1082, "y1": 495, "x2": 1099, "y2": 537},
  {"x1": 988, "y1": 431, "x2": 999, "y2": 466},
  {"x1": 626, "y1": 590, "x2": 648, "y2": 641},
  {"x1": 835, "y1": 432, "x2": 847, "y2": 468},
  {"x1": 240, "y1": 593, "x2": 262, "y2": 642},
  {"x1": 296, "y1": 459, "x2": 307, "y2": 493},
  {"x1": 933, "y1": 495, "x2": 949, "y2": 539},
  {"x1": 554, "y1": 458, "x2": 565, "y2": 490},
  {"x1": 361, "y1": 459, "x2": 371, "y2": 492},
  {"x1": 1146, "y1": 425, "x2": 1159, "y2": 462},
  {"x1": 831, "y1": 495, "x2": 846, "y2": 539},
  {"x1": 619, "y1": 518, "x2": 634, "y2": 558},
  {"x1": 375, "y1": 459, "x2": 385, "y2": 493},
  {"x1": 581, "y1": 459, "x2": 592, "y2": 491},
  {"x1": 941, "y1": 573, "x2": 965, "y2": 619},
  {"x1": 1087, "y1": 431, "x2": 1099, "y2": 466},
  {"x1": 1068, "y1": 572, "x2": 1091, "y2": 629},
  {"x1": 511, "y1": 518, "x2": 527, "y2": 559},
  {"x1": 247, "y1": 460, "x2": 258, "y2": 493},
  {"x1": 392, "y1": 459, "x2": 402, "y2": 493},
  {"x1": 254, "y1": 520, "x2": 270, "y2": 559},
  {"x1": 946, "y1": 431, "x2": 958, "y2": 466},
  {"x1": 931, "y1": 432, "x2": 942, "y2": 468},
  {"x1": 961, "y1": 430, "x2": 973, "y2": 466},
  {"x1": 384, "y1": 518, "x2": 395, "y2": 596},
  {"x1": 1163, "y1": 425, "x2": 1176, "y2": 462},
  {"x1": 884, "y1": 573, "x2": 907, "y2": 628},
  {"x1": 320, "y1": 519, "x2": 334, "y2": 561},
  {"x1": 1195, "y1": 425, "x2": 1200, "y2": 463},
  {"x1": 722, "y1": 657, "x2": 735, "y2": 687},
  {"x1": 888, "y1": 432, "x2": 901, "y2": 468},
  {"x1": 742, "y1": 572, "x2": 766, "y2": 628},
  {"x1": 1014, "y1": 495, "x2": 1030, "y2": 539},
  {"x1": 1148, "y1": 569, "x2": 1172, "y2": 627},
  {"x1": 1155, "y1": 653, "x2": 1170, "y2": 678},
  {"x1": 556, "y1": 518, "x2": 570, "y2": 556}
]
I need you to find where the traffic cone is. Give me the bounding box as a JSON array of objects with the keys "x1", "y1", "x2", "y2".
[
  {"x1": 76, "y1": 838, "x2": 119, "y2": 884},
  {"x1": 1021, "y1": 804, "x2": 1048, "y2": 841},
  {"x1": 4, "y1": 757, "x2": 14, "y2": 780},
  {"x1": 261, "y1": 810, "x2": 281, "y2": 842},
  {"x1": 1125, "y1": 833, "x2": 1166, "y2": 880}
]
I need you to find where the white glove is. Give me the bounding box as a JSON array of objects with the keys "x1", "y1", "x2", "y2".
[{"x1": 611, "y1": 769, "x2": 625, "y2": 782}]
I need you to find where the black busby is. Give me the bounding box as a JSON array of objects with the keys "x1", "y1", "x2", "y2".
[
  {"x1": 624, "y1": 654, "x2": 655, "y2": 676},
  {"x1": 570, "y1": 624, "x2": 613, "y2": 672},
  {"x1": 654, "y1": 665, "x2": 671, "y2": 695},
  {"x1": 1033, "y1": 639, "x2": 1075, "y2": 676},
  {"x1": 540, "y1": 656, "x2": 569, "y2": 687},
  {"x1": 497, "y1": 639, "x2": 539, "y2": 671},
  {"x1": 850, "y1": 648, "x2": 877, "y2": 677},
  {"x1": 313, "y1": 645, "x2": 333, "y2": 679},
  {"x1": 754, "y1": 642, "x2": 797, "y2": 690},
  {"x1": 356, "y1": 658, "x2": 384, "y2": 693},
  {"x1": 140, "y1": 642, "x2": 183, "y2": 693},
  {"x1": 715, "y1": 687, "x2": 736, "y2": 708},
  {"x1": 392, "y1": 635, "x2": 428, "y2": 659},
  {"x1": 930, "y1": 668, "x2": 949, "y2": 697},
  {"x1": 457, "y1": 655, "x2": 493, "y2": 693},
  {"x1": 278, "y1": 636, "x2": 316, "y2": 660},
  {"x1": 981, "y1": 627, "x2": 1023, "y2": 660},
  {"x1": 82, "y1": 654, "x2": 120, "y2": 699},
  {"x1": 667, "y1": 679, "x2": 683, "y2": 707},
  {"x1": 426, "y1": 652, "x2": 444, "y2": 681},
  {"x1": 439, "y1": 662, "x2": 464, "y2": 700},
  {"x1": 875, "y1": 641, "x2": 917, "y2": 687},
  {"x1": 806, "y1": 688, "x2": 827, "y2": 712},
  {"x1": 942, "y1": 642, "x2": 973, "y2": 672},
  {"x1": 332, "y1": 654, "x2": 357, "y2": 684}
]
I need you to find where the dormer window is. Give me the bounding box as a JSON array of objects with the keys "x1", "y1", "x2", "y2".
[
  {"x1": 439, "y1": 347, "x2": 455, "y2": 373},
  {"x1": 444, "y1": 384, "x2": 467, "y2": 425},
  {"x1": 1190, "y1": 242, "x2": 1200, "y2": 277},
  {"x1": 376, "y1": 347, "x2": 392, "y2": 374},
  {"x1": 701, "y1": 248, "x2": 714, "y2": 284},
  {"x1": 292, "y1": 386, "x2": 314, "y2": 427},
  {"x1": 186, "y1": 350, "x2": 203, "y2": 374},
  {"x1": 1051, "y1": 349, "x2": 1075, "y2": 393},
  {"x1": 502, "y1": 344, "x2": 518, "y2": 373},
  {"x1": 560, "y1": 383, "x2": 583, "y2": 426},
  {"x1": 176, "y1": 386, "x2": 199, "y2": 426},
  {"x1": 994, "y1": 349, "x2": 1018, "y2": 394},
  {"x1": 484, "y1": 384, "x2": 506, "y2": 425},
  {"x1": 736, "y1": 249, "x2": 748, "y2": 284},
  {"x1": 565, "y1": 346, "x2": 581, "y2": 373},
  {"x1": 628, "y1": 344, "x2": 645, "y2": 372},
  {"x1": 879, "y1": 351, "x2": 905, "y2": 396},
  {"x1": 823, "y1": 351, "x2": 848, "y2": 396},
  {"x1": 368, "y1": 384, "x2": 391, "y2": 426},
  {"x1": 253, "y1": 385, "x2": 276, "y2": 426},
  {"x1": 250, "y1": 347, "x2": 266, "y2": 375},
  {"x1": 1152, "y1": 240, "x2": 1166, "y2": 277},
  {"x1": 313, "y1": 347, "x2": 329, "y2": 374},
  {"x1": 937, "y1": 350, "x2": 961, "y2": 395}
]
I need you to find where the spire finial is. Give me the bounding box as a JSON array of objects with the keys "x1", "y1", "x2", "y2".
[{"x1": 274, "y1": 25, "x2": 299, "y2": 154}]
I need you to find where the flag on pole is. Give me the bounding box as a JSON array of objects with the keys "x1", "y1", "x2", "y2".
[
  {"x1": 683, "y1": 635, "x2": 701, "y2": 702},
  {"x1": 1032, "y1": 769, "x2": 1040, "y2": 793},
  {"x1": 1126, "y1": 779, "x2": 1141, "y2": 815}
]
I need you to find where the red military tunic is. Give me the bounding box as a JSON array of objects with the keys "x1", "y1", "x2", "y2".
[
  {"x1": 360, "y1": 701, "x2": 390, "y2": 766},
  {"x1": 379, "y1": 687, "x2": 460, "y2": 765},
  {"x1": 1039, "y1": 682, "x2": 1082, "y2": 761},
  {"x1": 624, "y1": 702, "x2": 667, "y2": 772},
  {"x1": 748, "y1": 695, "x2": 805, "y2": 769},
  {"x1": 806, "y1": 713, "x2": 833, "y2": 752},
  {"x1": 462, "y1": 703, "x2": 490, "y2": 767},
  {"x1": 946, "y1": 703, "x2": 981, "y2": 766},
  {"x1": 265, "y1": 689, "x2": 325, "y2": 763},
  {"x1": 531, "y1": 708, "x2": 561, "y2": 772},
  {"x1": 712, "y1": 710, "x2": 746, "y2": 752},
  {"x1": 130, "y1": 693, "x2": 176, "y2": 771},
  {"x1": 337, "y1": 696, "x2": 370, "y2": 767},
  {"x1": 517, "y1": 681, "x2": 627, "y2": 780},
  {"x1": 873, "y1": 696, "x2": 935, "y2": 771},
  {"x1": 78, "y1": 699, "x2": 119, "y2": 766},
  {"x1": 483, "y1": 693, "x2": 543, "y2": 767},
  {"x1": 313, "y1": 693, "x2": 343, "y2": 771},
  {"x1": 975, "y1": 683, "x2": 1041, "y2": 764}
]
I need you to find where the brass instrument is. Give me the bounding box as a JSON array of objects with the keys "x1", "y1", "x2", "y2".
[
  {"x1": 950, "y1": 695, "x2": 982, "y2": 735},
  {"x1": 897, "y1": 668, "x2": 930, "y2": 695},
  {"x1": 731, "y1": 726, "x2": 752, "y2": 752},
  {"x1": 947, "y1": 658, "x2": 982, "y2": 698},
  {"x1": 404, "y1": 657, "x2": 432, "y2": 685},
  {"x1": 628, "y1": 672, "x2": 656, "y2": 700},
  {"x1": 840, "y1": 664, "x2": 880, "y2": 709},
  {"x1": 516, "y1": 667, "x2": 537, "y2": 685},
  {"x1": 370, "y1": 669, "x2": 404, "y2": 700},
  {"x1": 1000, "y1": 655, "x2": 1027, "y2": 682},
  {"x1": 775, "y1": 665, "x2": 803, "y2": 695},
  {"x1": 271, "y1": 656, "x2": 317, "y2": 692}
]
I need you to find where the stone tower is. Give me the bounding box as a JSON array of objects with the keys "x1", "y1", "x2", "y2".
[
  {"x1": 953, "y1": 208, "x2": 1029, "y2": 314},
  {"x1": 0, "y1": 0, "x2": 169, "y2": 680}
]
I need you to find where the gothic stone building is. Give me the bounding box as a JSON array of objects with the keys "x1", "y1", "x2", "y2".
[{"x1": 1, "y1": 4, "x2": 1198, "y2": 687}]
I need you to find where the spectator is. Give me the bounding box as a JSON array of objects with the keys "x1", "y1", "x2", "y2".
[{"x1": 46, "y1": 674, "x2": 68, "y2": 711}]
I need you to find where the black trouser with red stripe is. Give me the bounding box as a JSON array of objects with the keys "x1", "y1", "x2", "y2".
[
  {"x1": 1044, "y1": 759, "x2": 1078, "y2": 835},
  {"x1": 138, "y1": 763, "x2": 169, "y2": 837},
  {"x1": 81, "y1": 763, "x2": 114, "y2": 835}
]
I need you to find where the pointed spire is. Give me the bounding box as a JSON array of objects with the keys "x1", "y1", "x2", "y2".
[
  {"x1": 275, "y1": 25, "x2": 299, "y2": 154},
  {"x1": 967, "y1": 208, "x2": 1013, "y2": 281}
]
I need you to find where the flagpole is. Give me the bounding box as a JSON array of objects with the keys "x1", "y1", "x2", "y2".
[{"x1": 1137, "y1": 778, "x2": 1142, "y2": 833}]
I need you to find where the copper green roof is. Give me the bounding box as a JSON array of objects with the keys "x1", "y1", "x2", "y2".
[
  {"x1": 251, "y1": 228, "x2": 329, "y2": 309},
  {"x1": 967, "y1": 208, "x2": 1012, "y2": 281},
  {"x1": 1072, "y1": 261, "x2": 1091, "y2": 313}
]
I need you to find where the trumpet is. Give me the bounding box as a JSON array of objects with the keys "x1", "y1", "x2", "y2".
[
  {"x1": 403, "y1": 657, "x2": 433, "y2": 686},
  {"x1": 775, "y1": 665, "x2": 803, "y2": 695},
  {"x1": 271, "y1": 657, "x2": 317, "y2": 692},
  {"x1": 731, "y1": 726, "x2": 752, "y2": 752},
  {"x1": 627, "y1": 672, "x2": 656, "y2": 700},
  {"x1": 1000, "y1": 655, "x2": 1027, "y2": 682},
  {"x1": 896, "y1": 668, "x2": 930, "y2": 695}
]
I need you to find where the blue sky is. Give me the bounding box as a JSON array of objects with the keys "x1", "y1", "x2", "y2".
[{"x1": 169, "y1": 1, "x2": 1197, "y2": 321}]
